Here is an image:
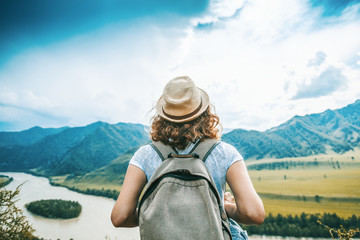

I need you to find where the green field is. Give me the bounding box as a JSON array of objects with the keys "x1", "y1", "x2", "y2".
[
  {"x1": 247, "y1": 150, "x2": 360, "y2": 218},
  {"x1": 50, "y1": 175, "x2": 123, "y2": 192},
  {"x1": 249, "y1": 168, "x2": 360, "y2": 198},
  {"x1": 249, "y1": 168, "x2": 360, "y2": 217}
]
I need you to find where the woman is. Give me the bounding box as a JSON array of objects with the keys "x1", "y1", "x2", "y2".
[{"x1": 111, "y1": 76, "x2": 265, "y2": 239}]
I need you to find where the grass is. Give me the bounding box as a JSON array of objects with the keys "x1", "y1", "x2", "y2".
[
  {"x1": 247, "y1": 151, "x2": 360, "y2": 218},
  {"x1": 249, "y1": 168, "x2": 360, "y2": 198},
  {"x1": 260, "y1": 197, "x2": 359, "y2": 218},
  {"x1": 50, "y1": 175, "x2": 122, "y2": 192},
  {"x1": 246, "y1": 148, "x2": 360, "y2": 169}
]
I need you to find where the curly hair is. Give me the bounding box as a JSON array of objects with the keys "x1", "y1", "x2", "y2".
[{"x1": 150, "y1": 105, "x2": 221, "y2": 150}]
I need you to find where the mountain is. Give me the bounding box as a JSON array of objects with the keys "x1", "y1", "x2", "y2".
[
  {"x1": 0, "y1": 122, "x2": 149, "y2": 175},
  {"x1": 48, "y1": 123, "x2": 149, "y2": 175},
  {"x1": 222, "y1": 100, "x2": 360, "y2": 159},
  {"x1": 79, "y1": 99, "x2": 360, "y2": 184},
  {"x1": 0, "y1": 126, "x2": 68, "y2": 147},
  {"x1": 0, "y1": 100, "x2": 359, "y2": 176},
  {"x1": 67, "y1": 150, "x2": 135, "y2": 186}
]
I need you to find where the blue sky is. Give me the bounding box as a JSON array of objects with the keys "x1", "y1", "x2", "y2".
[
  {"x1": 0, "y1": 0, "x2": 209, "y2": 65},
  {"x1": 0, "y1": 0, "x2": 360, "y2": 131}
]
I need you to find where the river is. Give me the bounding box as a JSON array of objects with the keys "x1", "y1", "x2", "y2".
[
  {"x1": 1, "y1": 172, "x2": 139, "y2": 240},
  {"x1": 1, "y1": 172, "x2": 332, "y2": 240}
]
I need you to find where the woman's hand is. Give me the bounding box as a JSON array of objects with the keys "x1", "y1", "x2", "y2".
[
  {"x1": 224, "y1": 191, "x2": 237, "y2": 220},
  {"x1": 224, "y1": 191, "x2": 235, "y2": 204}
]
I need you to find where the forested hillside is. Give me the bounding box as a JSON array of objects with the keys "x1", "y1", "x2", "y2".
[
  {"x1": 0, "y1": 122, "x2": 149, "y2": 175},
  {"x1": 0, "y1": 100, "x2": 359, "y2": 176},
  {"x1": 222, "y1": 100, "x2": 360, "y2": 159},
  {"x1": 0, "y1": 126, "x2": 67, "y2": 147}
]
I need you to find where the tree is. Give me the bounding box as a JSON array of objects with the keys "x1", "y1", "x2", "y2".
[
  {"x1": 26, "y1": 199, "x2": 81, "y2": 219},
  {"x1": 0, "y1": 185, "x2": 37, "y2": 240}
]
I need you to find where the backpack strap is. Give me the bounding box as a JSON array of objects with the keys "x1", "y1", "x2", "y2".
[
  {"x1": 191, "y1": 139, "x2": 220, "y2": 162},
  {"x1": 150, "y1": 141, "x2": 176, "y2": 161},
  {"x1": 151, "y1": 139, "x2": 220, "y2": 162}
]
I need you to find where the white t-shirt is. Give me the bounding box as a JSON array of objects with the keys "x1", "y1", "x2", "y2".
[{"x1": 129, "y1": 140, "x2": 244, "y2": 202}]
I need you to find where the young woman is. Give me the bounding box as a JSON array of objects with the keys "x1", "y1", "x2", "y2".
[{"x1": 111, "y1": 76, "x2": 265, "y2": 239}]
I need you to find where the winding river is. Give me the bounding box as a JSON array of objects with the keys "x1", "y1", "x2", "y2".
[
  {"x1": 1, "y1": 172, "x2": 332, "y2": 240},
  {"x1": 1, "y1": 172, "x2": 139, "y2": 240}
]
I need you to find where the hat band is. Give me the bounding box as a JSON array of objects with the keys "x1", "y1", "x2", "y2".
[{"x1": 162, "y1": 100, "x2": 203, "y2": 121}]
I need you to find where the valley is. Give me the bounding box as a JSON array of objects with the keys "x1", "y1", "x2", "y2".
[
  {"x1": 47, "y1": 149, "x2": 360, "y2": 218},
  {"x1": 250, "y1": 168, "x2": 360, "y2": 217},
  {"x1": 246, "y1": 150, "x2": 360, "y2": 217},
  {"x1": 1, "y1": 99, "x2": 359, "y2": 224}
]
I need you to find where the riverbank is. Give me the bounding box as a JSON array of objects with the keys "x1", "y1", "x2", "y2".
[
  {"x1": 24, "y1": 169, "x2": 121, "y2": 200},
  {"x1": 49, "y1": 180, "x2": 119, "y2": 200},
  {"x1": 0, "y1": 174, "x2": 13, "y2": 187},
  {"x1": 1, "y1": 172, "x2": 139, "y2": 240}
]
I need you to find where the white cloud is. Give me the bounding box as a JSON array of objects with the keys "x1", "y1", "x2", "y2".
[
  {"x1": 0, "y1": 21, "x2": 190, "y2": 129},
  {"x1": 209, "y1": 0, "x2": 245, "y2": 18},
  {"x1": 307, "y1": 51, "x2": 327, "y2": 67},
  {"x1": 170, "y1": 0, "x2": 360, "y2": 130},
  {"x1": 293, "y1": 66, "x2": 348, "y2": 99},
  {"x1": 0, "y1": 0, "x2": 360, "y2": 131},
  {"x1": 191, "y1": 0, "x2": 245, "y2": 27}
]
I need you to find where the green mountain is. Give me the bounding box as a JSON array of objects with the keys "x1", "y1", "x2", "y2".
[
  {"x1": 81, "y1": 100, "x2": 360, "y2": 184},
  {"x1": 70, "y1": 151, "x2": 135, "y2": 185},
  {"x1": 48, "y1": 123, "x2": 149, "y2": 175},
  {"x1": 0, "y1": 122, "x2": 149, "y2": 175},
  {"x1": 0, "y1": 99, "x2": 359, "y2": 178},
  {"x1": 0, "y1": 126, "x2": 67, "y2": 147},
  {"x1": 222, "y1": 100, "x2": 360, "y2": 159}
]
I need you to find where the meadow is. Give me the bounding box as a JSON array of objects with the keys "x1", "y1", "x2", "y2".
[
  {"x1": 50, "y1": 175, "x2": 123, "y2": 192},
  {"x1": 247, "y1": 150, "x2": 360, "y2": 218}
]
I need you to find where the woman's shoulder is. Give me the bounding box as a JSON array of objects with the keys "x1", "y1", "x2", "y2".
[
  {"x1": 132, "y1": 144, "x2": 156, "y2": 158},
  {"x1": 130, "y1": 143, "x2": 161, "y2": 168},
  {"x1": 216, "y1": 141, "x2": 240, "y2": 153},
  {"x1": 130, "y1": 143, "x2": 163, "y2": 181},
  {"x1": 213, "y1": 141, "x2": 244, "y2": 161}
]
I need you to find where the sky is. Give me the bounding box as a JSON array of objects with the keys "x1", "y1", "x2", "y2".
[{"x1": 0, "y1": 0, "x2": 360, "y2": 132}]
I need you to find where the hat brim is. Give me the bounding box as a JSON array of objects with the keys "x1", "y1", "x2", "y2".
[{"x1": 156, "y1": 87, "x2": 210, "y2": 123}]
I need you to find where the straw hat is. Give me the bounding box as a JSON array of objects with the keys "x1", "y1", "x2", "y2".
[{"x1": 156, "y1": 76, "x2": 210, "y2": 123}]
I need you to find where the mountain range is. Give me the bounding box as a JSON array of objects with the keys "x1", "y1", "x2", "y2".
[
  {"x1": 222, "y1": 99, "x2": 360, "y2": 159},
  {"x1": 0, "y1": 99, "x2": 359, "y2": 177},
  {"x1": 0, "y1": 122, "x2": 149, "y2": 175}
]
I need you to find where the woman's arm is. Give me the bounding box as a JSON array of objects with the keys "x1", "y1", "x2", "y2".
[
  {"x1": 111, "y1": 164, "x2": 147, "y2": 227},
  {"x1": 225, "y1": 160, "x2": 265, "y2": 225}
]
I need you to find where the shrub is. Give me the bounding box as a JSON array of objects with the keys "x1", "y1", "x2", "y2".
[
  {"x1": 0, "y1": 185, "x2": 37, "y2": 240},
  {"x1": 318, "y1": 220, "x2": 360, "y2": 240}
]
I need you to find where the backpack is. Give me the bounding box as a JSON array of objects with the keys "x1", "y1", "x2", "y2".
[{"x1": 138, "y1": 139, "x2": 232, "y2": 240}]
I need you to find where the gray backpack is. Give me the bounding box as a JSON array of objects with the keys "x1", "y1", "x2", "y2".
[{"x1": 138, "y1": 139, "x2": 232, "y2": 240}]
